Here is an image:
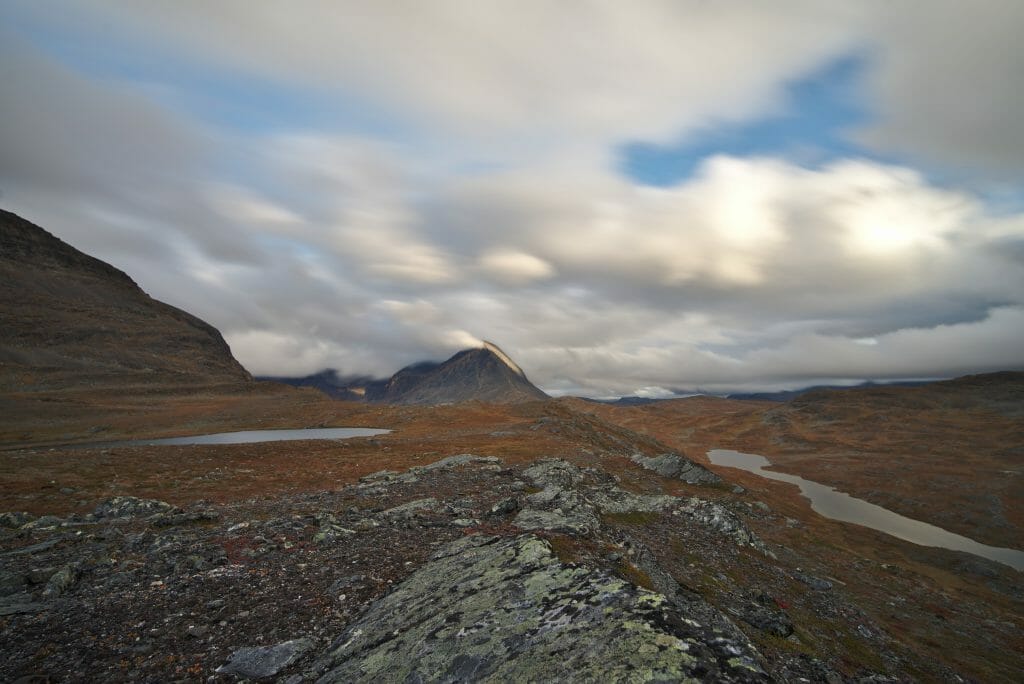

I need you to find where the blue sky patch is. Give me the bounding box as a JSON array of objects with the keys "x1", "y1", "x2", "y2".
[{"x1": 620, "y1": 55, "x2": 873, "y2": 186}]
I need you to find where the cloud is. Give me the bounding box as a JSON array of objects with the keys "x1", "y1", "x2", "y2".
[
  {"x1": 857, "y1": 1, "x2": 1024, "y2": 177},
  {"x1": 2, "y1": 3, "x2": 1023, "y2": 396},
  {"x1": 478, "y1": 249, "x2": 555, "y2": 284},
  {"x1": 23, "y1": 1, "x2": 862, "y2": 159}
]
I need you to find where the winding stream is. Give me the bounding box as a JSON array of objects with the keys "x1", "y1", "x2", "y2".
[{"x1": 707, "y1": 449, "x2": 1024, "y2": 572}]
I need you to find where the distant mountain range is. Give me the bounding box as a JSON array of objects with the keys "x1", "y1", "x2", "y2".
[
  {"x1": 260, "y1": 341, "x2": 548, "y2": 405},
  {"x1": 726, "y1": 380, "x2": 936, "y2": 402},
  {"x1": 578, "y1": 380, "x2": 939, "y2": 405},
  {"x1": 0, "y1": 209, "x2": 252, "y2": 393}
]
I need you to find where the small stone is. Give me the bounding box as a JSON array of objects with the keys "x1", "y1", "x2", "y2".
[
  {"x1": 329, "y1": 575, "x2": 366, "y2": 594},
  {"x1": 187, "y1": 625, "x2": 209, "y2": 638},
  {"x1": 488, "y1": 497, "x2": 520, "y2": 516},
  {"x1": 793, "y1": 572, "x2": 833, "y2": 591}
]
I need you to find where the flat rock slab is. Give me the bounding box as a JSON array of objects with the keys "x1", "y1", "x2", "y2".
[
  {"x1": 217, "y1": 637, "x2": 313, "y2": 679},
  {"x1": 312, "y1": 534, "x2": 767, "y2": 683},
  {"x1": 0, "y1": 593, "x2": 44, "y2": 616}
]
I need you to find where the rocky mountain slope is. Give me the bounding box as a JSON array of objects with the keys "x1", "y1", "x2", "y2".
[
  {"x1": 0, "y1": 209, "x2": 252, "y2": 393},
  {"x1": 264, "y1": 341, "x2": 548, "y2": 405}
]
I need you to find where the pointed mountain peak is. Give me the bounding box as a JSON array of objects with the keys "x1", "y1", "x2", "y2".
[{"x1": 480, "y1": 340, "x2": 526, "y2": 378}]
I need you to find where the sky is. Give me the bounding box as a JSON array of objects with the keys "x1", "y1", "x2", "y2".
[{"x1": 2, "y1": 1, "x2": 1024, "y2": 397}]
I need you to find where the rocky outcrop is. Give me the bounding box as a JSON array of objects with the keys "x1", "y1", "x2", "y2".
[
  {"x1": 312, "y1": 534, "x2": 768, "y2": 682},
  {"x1": 631, "y1": 451, "x2": 722, "y2": 485},
  {"x1": 2, "y1": 451, "x2": 933, "y2": 682},
  {"x1": 93, "y1": 496, "x2": 175, "y2": 519}
]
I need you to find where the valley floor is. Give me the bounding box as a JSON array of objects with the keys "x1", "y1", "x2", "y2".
[{"x1": 1, "y1": 387, "x2": 1022, "y2": 681}]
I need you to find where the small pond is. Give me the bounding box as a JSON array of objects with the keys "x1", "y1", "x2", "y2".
[
  {"x1": 707, "y1": 449, "x2": 1024, "y2": 572},
  {"x1": 103, "y1": 427, "x2": 390, "y2": 447}
]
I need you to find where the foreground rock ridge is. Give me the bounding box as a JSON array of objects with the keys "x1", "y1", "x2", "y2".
[
  {"x1": 0, "y1": 209, "x2": 252, "y2": 393},
  {"x1": 313, "y1": 534, "x2": 766, "y2": 683},
  {"x1": 8, "y1": 440, "x2": 993, "y2": 682}
]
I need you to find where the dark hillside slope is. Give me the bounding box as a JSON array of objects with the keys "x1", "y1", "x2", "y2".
[{"x1": 0, "y1": 209, "x2": 252, "y2": 392}]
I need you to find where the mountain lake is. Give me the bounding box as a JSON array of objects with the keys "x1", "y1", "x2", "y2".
[{"x1": 97, "y1": 427, "x2": 390, "y2": 447}]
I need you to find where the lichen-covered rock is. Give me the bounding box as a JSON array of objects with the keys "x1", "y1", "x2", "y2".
[
  {"x1": 631, "y1": 452, "x2": 722, "y2": 485},
  {"x1": 93, "y1": 496, "x2": 175, "y2": 519},
  {"x1": 42, "y1": 563, "x2": 77, "y2": 599},
  {"x1": 588, "y1": 488, "x2": 678, "y2": 515},
  {"x1": 513, "y1": 507, "x2": 600, "y2": 535},
  {"x1": 513, "y1": 458, "x2": 685, "y2": 536},
  {"x1": 522, "y1": 458, "x2": 584, "y2": 489},
  {"x1": 673, "y1": 498, "x2": 771, "y2": 555},
  {"x1": 514, "y1": 459, "x2": 601, "y2": 535},
  {"x1": 20, "y1": 515, "x2": 64, "y2": 530},
  {"x1": 217, "y1": 637, "x2": 314, "y2": 678},
  {"x1": 312, "y1": 534, "x2": 768, "y2": 683}
]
